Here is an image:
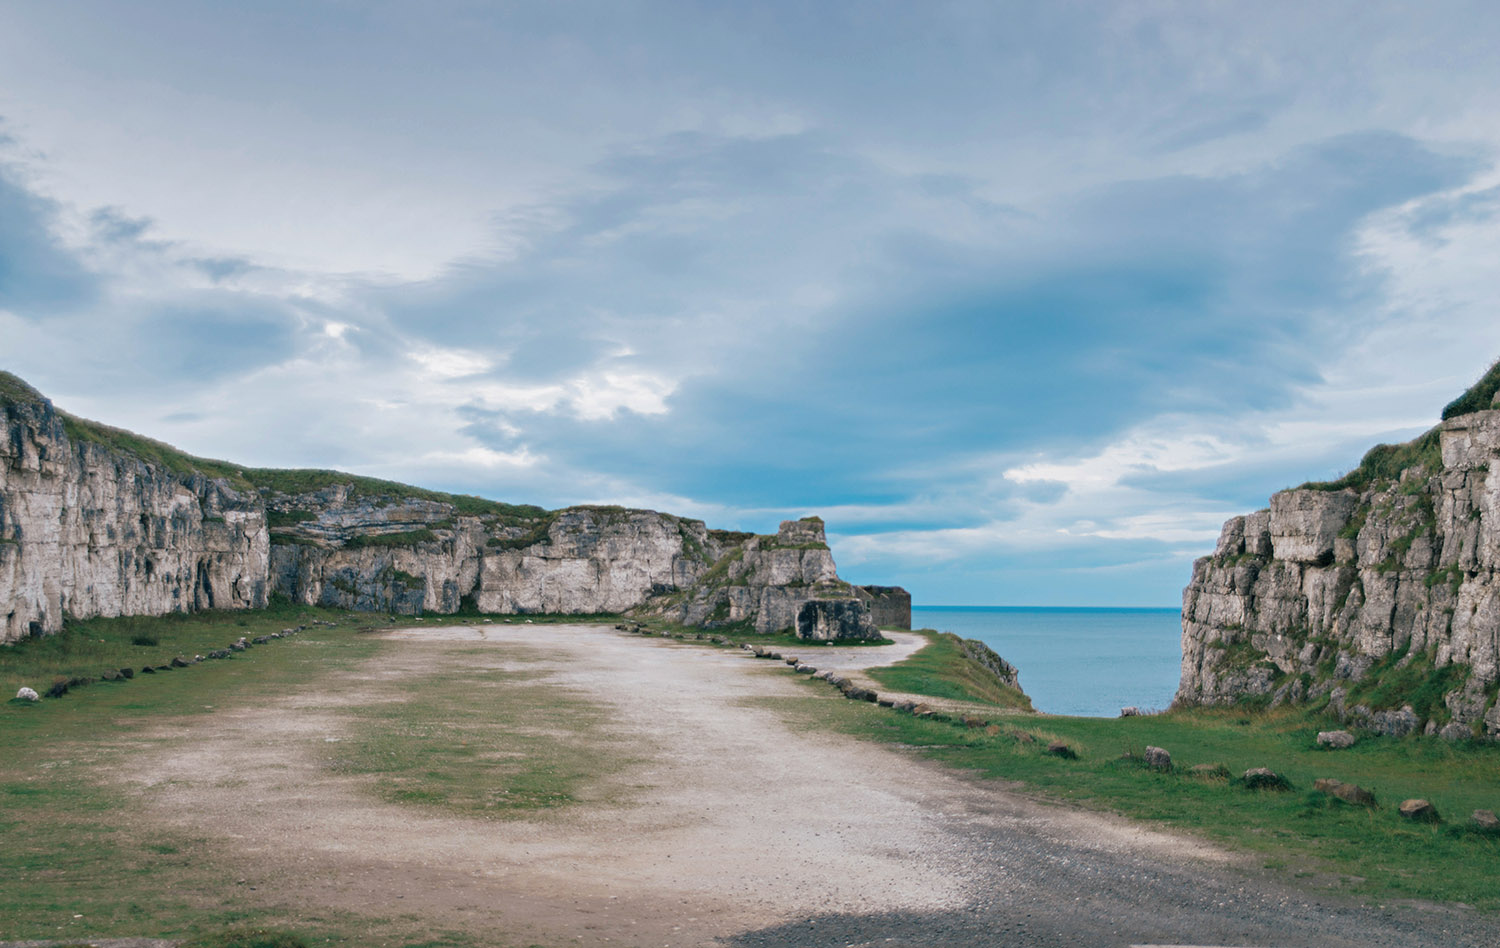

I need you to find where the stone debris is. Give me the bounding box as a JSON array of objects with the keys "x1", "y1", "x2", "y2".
[
  {"x1": 15, "y1": 686, "x2": 39, "y2": 702},
  {"x1": 1471, "y1": 809, "x2": 1499, "y2": 830},
  {"x1": 1144, "y1": 746, "x2": 1172, "y2": 770},
  {"x1": 1313, "y1": 778, "x2": 1377, "y2": 807},
  {"x1": 1316, "y1": 729, "x2": 1356, "y2": 749},
  {"x1": 1398, "y1": 798, "x2": 1441, "y2": 823}
]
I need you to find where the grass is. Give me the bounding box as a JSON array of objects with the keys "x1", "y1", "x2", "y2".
[
  {"x1": 1302, "y1": 427, "x2": 1443, "y2": 493},
  {"x1": 342, "y1": 528, "x2": 440, "y2": 549},
  {"x1": 0, "y1": 606, "x2": 588, "y2": 946},
  {"x1": 331, "y1": 647, "x2": 637, "y2": 816},
  {"x1": 771, "y1": 685, "x2": 1500, "y2": 908},
  {"x1": 866, "y1": 629, "x2": 1033, "y2": 709},
  {"x1": 1442, "y1": 358, "x2": 1500, "y2": 420}
]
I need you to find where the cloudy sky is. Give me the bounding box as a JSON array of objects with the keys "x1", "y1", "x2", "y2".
[{"x1": 3, "y1": 2, "x2": 1500, "y2": 606}]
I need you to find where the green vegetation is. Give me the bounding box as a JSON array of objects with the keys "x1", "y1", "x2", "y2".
[
  {"x1": 1442, "y1": 358, "x2": 1500, "y2": 420},
  {"x1": 331, "y1": 649, "x2": 635, "y2": 816},
  {"x1": 777, "y1": 688, "x2": 1500, "y2": 908},
  {"x1": 1344, "y1": 645, "x2": 1470, "y2": 724},
  {"x1": 485, "y1": 511, "x2": 559, "y2": 550},
  {"x1": 866, "y1": 630, "x2": 1033, "y2": 709},
  {"x1": 266, "y1": 509, "x2": 316, "y2": 528},
  {"x1": 342, "y1": 528, "x2": 439, "y2": 549},
  {"x1": 61, "y1": 412, "x2": 252, "y2": 489},
  {"x1": 242, "y1": 468, "x2": 549, "y2": 522},
  {"x1": 1303, "y1": 427, "x2": 1443, "y2": 493},
  {"x1": 0, "y1": 369, "x2": 47, "y2": 406},
  {"x1": 181, "y1": 930, "x2": 311, "y2": 948}
]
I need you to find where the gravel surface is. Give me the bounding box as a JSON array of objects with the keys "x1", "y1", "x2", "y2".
[{"x1": 112, "y1": 623, "x2": 1498, "y2": 948}]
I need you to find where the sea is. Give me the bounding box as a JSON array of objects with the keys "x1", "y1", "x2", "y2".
[{"x1": 911, "y1": 606, "x2": 1183, "y2": 718}]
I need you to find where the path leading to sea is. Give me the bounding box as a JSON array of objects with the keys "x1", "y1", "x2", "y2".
[{"x1": 119, "y1": 624, "x2": 1495, "y2": 948}]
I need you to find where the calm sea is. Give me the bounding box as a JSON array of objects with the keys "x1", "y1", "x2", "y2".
[{"x1": 911, "y1": 606, "x2": 1182, "y2": 717}]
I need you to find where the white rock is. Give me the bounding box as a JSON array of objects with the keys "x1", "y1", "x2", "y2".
[{"x1": 15, "y1": 686, "x2": 39, "y2": 702}]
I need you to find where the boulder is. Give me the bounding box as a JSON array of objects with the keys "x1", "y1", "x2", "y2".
[
  {"x1": 1471, "y1": 809, "x2": 1499, "y2": 830},
  {"x1": 1314, "y1": 778, "x2": 1377, "y2": 807},
  {"x1": 170, "y1": 656, "x2": 191, "y2": 668},
  {"x1": 15, "y1": 686, "x2": 39, "y2": 702},
  {"x1": 1240, "y1": 767, "x2": 1291, "y2": 791},
  {"x1": 1316, "y1": 730, "x2": 1356, "y2": 749},
  {"x1": 795, "y1": 599, "x2": 882, "y2": 642},
  {"x1": 1438, "y1": 722, "x2": 1471, "y2": 741},
  {"x1": 119, "y1": 667, "x2": 134, "y2": 680},
  {"x1": 100, "y1": 668, "x2": 122, "y2": 682},
  {"x1": 1399, "y1": 799, "x2": 1441, "y2": 823},
  {"x1": 1144, "y1": 746, "x2": 1172, "y2": 771}
]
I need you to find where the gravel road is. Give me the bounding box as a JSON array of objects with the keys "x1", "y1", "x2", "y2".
[{"x1": 119, "y1": 623, "x2": 1498, "y2": 948}]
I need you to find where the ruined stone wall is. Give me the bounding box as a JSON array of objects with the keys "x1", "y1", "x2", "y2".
[{"x1": 856, "y1": 585, "x2": 912, "y2": 629}]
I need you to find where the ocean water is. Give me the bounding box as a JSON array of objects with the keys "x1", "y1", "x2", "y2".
[{"x1": 911, "y1": 606, "x2": 1182, "y2": 717}]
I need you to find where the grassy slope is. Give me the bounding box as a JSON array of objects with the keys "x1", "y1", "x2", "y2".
[
  {"x1": 866, "y1": 629, "x2": 1033, "y2": 710},
  {"x1": 776, "y1": 685, "x2": 1500, "y2": 908}
]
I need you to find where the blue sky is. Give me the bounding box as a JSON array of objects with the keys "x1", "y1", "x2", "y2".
[{"x1": 4, "y1": 2, "x2": 1500, "y2": 606}]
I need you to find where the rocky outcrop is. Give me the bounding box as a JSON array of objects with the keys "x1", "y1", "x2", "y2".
[
  {"x1": 1, "y1": 376, "x2": 268, "y2": 642},
  {"x1": 1177, "y1": 363, "x2": 1500, "y2": 739},
  {"x1": 2, "y1": 371, "x2": 891, "y2": 643}
]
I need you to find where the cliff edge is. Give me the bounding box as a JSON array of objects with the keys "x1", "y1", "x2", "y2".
[
  {"x1": 1177, "y1": 360, "x2": 1500, "y2": 740},
  {"x1": 0, "y1": 371, "x2": 910, "y2": 644}
]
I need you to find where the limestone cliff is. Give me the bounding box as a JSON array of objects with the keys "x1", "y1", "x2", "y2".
[
  {"x1": 1177, "y1": 362, "x2": 1500, "y2": 739},
  {"x1": 1, "y1": 371, "x2": 903, "y2": 643},
  {"x1": 0, "y1": 374, "x2": 268, "y2": 642}
]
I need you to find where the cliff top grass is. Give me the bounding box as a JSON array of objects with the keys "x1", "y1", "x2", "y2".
[
  {"x1": 244, "y1": 467, "x2": 548, "y2": 522},
  {"x1": 0, "y1": 370, "x2": 47, "y2": 407},
  {"x1": 1441, "y1": 357, "x2": 1500, "y2": 420},
  {"x1": 1300, "y1": 426, "x2": 1443, "y2": 492}
]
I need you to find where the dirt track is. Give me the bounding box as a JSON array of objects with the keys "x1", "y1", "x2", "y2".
[{"x1": 120, "y1": 624, "x2": 1498, "y2": 948}]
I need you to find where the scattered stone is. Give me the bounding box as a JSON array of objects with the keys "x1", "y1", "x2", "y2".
[
  {"x1": 15, "y1": 686, "x2": 39, "y2": 702},
  {"x1": 170, "y1": 656, "x2": 191, "y2": 668},
  {"x1": 1438, "y1": 721, "x2": 1472, "y2": 742},
  {"x1": 252, "y1": 635, "x2": 271, "y2": 645},
  {"x1": 784, "y1": 657, "x2": 799, "y2": 666},
  {"x1": 1316, "y1": 730, "x2": 1356, "y2": 749},
  {"x1": 1471, "y1": 809, "x2": 1499, "y2": 830},
  {"x1": 140, "y1": 666, "x2": 155, "y2": 674},
  {"x1": 230, "y1": 640, "x2": 247, "y2": 652},
  {"x1": 1144, "y1": 746, "x2": 1172, "y2": 771},
  {"x1": 794, "y1": 664, "x2": 816, "y2": 675},
  {"x1": 1120, "y1": 706, "x2": 1142, "y2": 717},
  {"x1": 1399, "y1": 799, "x2": 1441, "y2": 823},
  {"x1": 119, "y1": 667, "x2": 134, "y2": 679},
  {"x1": 1046, "y1": 741, "x2": 1076, "y2": 759},
  {"x1": 208, "y1": 649, "x2": 231, "y2": 660},
  {"x1": 877, "y1": 698, "x2": 895, "y2": 708},
  {"x1": 101, "y1": 668, "x2": 123, "y2": 682},
  {"x1": 911, "y1": 703, "x2": 934, "y2": 716},
  {"x1": 45, "y1": 678, "x2": 70, "y2": 698},
  {"x1": 1314, "y1": 778, "x2": 1377, "y2": 807},
  {"x1": 1240, "y1": 767, "x2": 1292, "y2": 791}
]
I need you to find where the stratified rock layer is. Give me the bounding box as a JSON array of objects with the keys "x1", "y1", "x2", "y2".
[
  {"x1": 1, "y1": 385, "x2": 268, "y2": 641},
  {"x1": 1, "y1": 373, "x2": 907, "y2": 643},
  {"x1": 1177, "y1": 406, "x2": 1500, "y2": 739}
]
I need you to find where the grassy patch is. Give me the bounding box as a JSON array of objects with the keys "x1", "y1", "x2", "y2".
[
  {"x1": 1303, "y1": 427, "x2": 1443, "y2": 493},
  {"x1": 1346, "y1": 646, "x2": 1469, "y2": 723},
  {"x1": 342, "y1": 528, "x2": 439, "y2": 549},
  {"x1": 1442, "y1": 358, "x2": 1500, "y2": 420},
  {"x1": 331, "y1": 651, "x2": 637, "y2": 816},
  {"x1": 866, "y1": 630, "x2": 1033, "y2": 709},
  {"x1": 773, "y1": 688, "x2": 1500, "y2": 908}
]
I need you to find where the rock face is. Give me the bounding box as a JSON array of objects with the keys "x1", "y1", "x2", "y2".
[
  {"x1": 854, "y1": 584, "x2": 912, "y2": 629},
  {"x1": 1177, "y1": 365, "x2": 1500, "y2": 740},
  {"x1": 1, "y1": 377, "x2": 268, "y2": 642},
  {"x1": 1, "y1": 372, "x2": 895, "y2": 643},
  {"x1": 796, "y1": 599, "x2": 880, "y2": 641}
]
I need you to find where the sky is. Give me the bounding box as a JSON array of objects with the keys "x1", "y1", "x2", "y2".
[{"x1": 3, "y1": 2, "x2": 1500, "y2": 607}]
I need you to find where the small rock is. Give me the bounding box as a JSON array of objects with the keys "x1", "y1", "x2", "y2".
[
  {"x1": 230, "y1": 641, "x2": 247, "y2": 652},
  {"x1": 140, "y1": 666, "x2": 156, "y2": 674},
  {"x1": 784, "y1": 657, "x2": 799, "y2": 666},
  {"x1": 1046, "y1": 741, "x2": 1077, "y2": 759},
  {"x1": 252, "y1": 635, "x2": 271, "y2": 645},
  {"x1": 1120, "y1": 706, "x2": 1142, "y2": 717},
  {"x1": 1399, "y1": 799, "x2": 1441, "y2": 823},
  {"x1": 1471, "y1": 809, "x2": 1499, "y2": 830},
  {"x1": 119, "y1": 667, "x2": 134, "y2": 680},
  {"x1": 1144, "y1": 746, "x2": 1172, "y2": 770},
  {"x1": 877, "y1": 699, "x2": 894, "y2": 708},
  {"x1": 170, "y1": 656, "x2": 191, "y2": 668},
  {"x1": 1316, "y1": 729, "x2": 1356, "y2": 749},
  {"x1": 101, "y1": 668, "x2": 123, "y2": 682},
  {"x1": 1438, "y1": 722, "x2": 1471, "y2": 742},
  {"x1": 15, "y1": 686, "x2": 39, "y2": 702},
  {"x1": 794, "y1": 664, "x2": 816, "y2": 675},
  {"x1": 1314, "y1": 778, "x2": 1377, "y2": 807},
  {"x1": 45, "y1": 679, "x2": 70, "y2": 698},
  {"x1": 1240, "y1": 767, "x2": 1291, "y2": 791}
]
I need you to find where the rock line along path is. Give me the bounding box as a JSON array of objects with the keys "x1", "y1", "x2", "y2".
[{"x1": 121, "y1": 623, "x2": 1498, "y2": 948}]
